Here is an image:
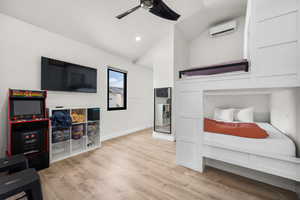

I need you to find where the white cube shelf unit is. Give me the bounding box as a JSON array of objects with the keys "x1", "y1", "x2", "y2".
[{"x1": 48, "y1": 106, "x2": 101, "y2": 163}]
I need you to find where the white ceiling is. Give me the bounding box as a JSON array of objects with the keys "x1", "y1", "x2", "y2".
[
  {"x1": 0, "y1": 0, "x2": 247, "y2": 63},
  {"x1": 0, "y1": 0, "x2": 204, "y2": 61}
]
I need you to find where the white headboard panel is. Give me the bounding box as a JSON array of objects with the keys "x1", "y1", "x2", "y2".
[{"x1": 204, "y1": 94, "x2": 271, "y2": 122}]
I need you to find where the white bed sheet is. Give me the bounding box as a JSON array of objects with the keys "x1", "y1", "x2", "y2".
[{"x1": 204, "y1": 123, "x2": 296, "y2": 157}]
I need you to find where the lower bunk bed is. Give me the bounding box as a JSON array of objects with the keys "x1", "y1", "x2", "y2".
[{"x1": 202, "y1": 120, "x2": 300, "y2": 196}]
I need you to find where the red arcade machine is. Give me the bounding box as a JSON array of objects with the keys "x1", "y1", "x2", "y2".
[{"x1": 8, "y1": 89, "x2": 50, "y2": 170}]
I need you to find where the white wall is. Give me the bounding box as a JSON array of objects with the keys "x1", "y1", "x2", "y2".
[
  {"x1": 0, "y1": 13, "x2": 153, "y2": 157},
  {"x1": 136, "y1": 28, "x2": 175, "y2": 140},
  {"x1": 174, "y1": 28, "x2": 189, "y2": 82},
  {"x1": 137, "y1": 29, "x2": 174, "y2": 88},
  {"x1": 204, "y1": 94, "x2": 271, "y2": 122},
  {"x1": 270, "y1": 88, "x2": 300, "y2": 156},
  {"x1": 153, "y1": 34, "x2": 174, "y2": 88},
  {"x1": 189, "y1": 16, "x2": 245, "y2": 67},
  {"x1": 173, "y1": 27, "x2": 189, "y2": 139}
]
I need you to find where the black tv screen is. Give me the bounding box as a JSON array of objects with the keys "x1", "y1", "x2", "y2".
[
  {"x1": 156, "y1": 88, "x2": 169, "y2": 98},
  {"x1": 41, "y1": 57, "x2": 97, "y2": 93},
  {"x1": 13, "y1": 100, "x2": 42, "y2": 116}
]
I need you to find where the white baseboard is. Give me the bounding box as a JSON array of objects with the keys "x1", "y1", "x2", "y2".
[
  {"x1": 206, "y1": 158, "x2": 298, "y2": 193},
  {"x1": 101, "y1": 125, "x2": 152, "y2": 142},
  {"x1": 152, "y1": 131, "x2": 175, "y2": 141}
]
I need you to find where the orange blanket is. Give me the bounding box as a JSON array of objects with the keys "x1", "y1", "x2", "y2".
[{"x1": 204, "y1": 118, "x2": 269, "y2": 139}]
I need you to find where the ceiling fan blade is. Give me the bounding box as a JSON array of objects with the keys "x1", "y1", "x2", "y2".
[
  {"x1": 116, "y1": 5, "x2": 141, "y2": 19},
  {"x1": 149, "y1": 0, "x2": 180, "y2": 21}
]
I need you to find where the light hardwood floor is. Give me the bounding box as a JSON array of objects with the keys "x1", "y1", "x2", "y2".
[{"x1": 39, "y1": 129, "x2": 298, "y2": 200}]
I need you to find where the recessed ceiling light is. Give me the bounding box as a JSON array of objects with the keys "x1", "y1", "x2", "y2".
[{"x1": 135, "y1": 36, "x2": 141, "y2": 42}]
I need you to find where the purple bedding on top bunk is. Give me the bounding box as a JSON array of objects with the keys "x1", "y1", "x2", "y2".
[{"x1": 180, "y1": 59, "x2": 249, "y2": 78}]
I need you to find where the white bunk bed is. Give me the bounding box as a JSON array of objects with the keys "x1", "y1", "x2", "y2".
[
  {"x1": 174, "y1": 0, "x2": 300, "y2": 196},
  {"x1": 203, "y1": 122, "x2": 300, "y2": 183},
  {"x1": 175, "y1": 86, "x2": 300, "y2": 195},
  {"x1": 204, "y1": 122, "x2": 296, "y2": 157}
]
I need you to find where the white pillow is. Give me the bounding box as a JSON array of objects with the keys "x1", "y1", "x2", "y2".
[
  {"x1": 214, "y1": 108, "x2": 235, "y2": 122},
  {"x1": 234, "y1": 107, "x2": 254, "y2": 122}
]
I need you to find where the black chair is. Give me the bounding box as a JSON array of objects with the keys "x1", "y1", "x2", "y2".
[
  {"x1": 0, "y1": 154, "x2": 28, "y2": 174},
  {"x1": 0, "y1": 155, "x2": 43, "y2": 200},
  {"x1": 0, "y1": 168, "x2": 43, "y2": 200}
]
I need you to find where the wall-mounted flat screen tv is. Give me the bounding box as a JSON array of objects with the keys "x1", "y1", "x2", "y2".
[{"x1": 41, "y1": 57, "x2": 97, "y2": 93}]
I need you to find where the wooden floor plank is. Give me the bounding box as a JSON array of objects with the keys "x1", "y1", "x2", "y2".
[{"x1": 40, "y1": 129, "x2": 298, "y2": 200}]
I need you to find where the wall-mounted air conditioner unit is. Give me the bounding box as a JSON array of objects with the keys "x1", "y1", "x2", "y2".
[{"x1": 209, "y1": 20, "x2": 237, "y2": 37}]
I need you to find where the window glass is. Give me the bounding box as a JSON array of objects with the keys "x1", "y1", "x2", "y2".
[{"x1": 108, "y1": 69, "x2": 127, "y2": 110}]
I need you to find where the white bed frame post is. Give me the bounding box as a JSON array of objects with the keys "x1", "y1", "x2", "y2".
[
  {"x1": 199, "y1": 156, "x2": 205, "y2": 173},
  {"x1": 174, "y1": 82, "x2": 205, "y2": 172},
  {"x1": 197, "y1": 116, "x2": 205, "y2": 173}
]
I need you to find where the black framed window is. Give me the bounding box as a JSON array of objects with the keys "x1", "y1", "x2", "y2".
[{"x1": 107, "y1": 68, "x2": 127, "y2": 111}]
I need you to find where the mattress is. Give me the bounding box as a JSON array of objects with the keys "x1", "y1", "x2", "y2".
[{"x1": 204, "y1": 123, "x2": 296, "y2": 157}]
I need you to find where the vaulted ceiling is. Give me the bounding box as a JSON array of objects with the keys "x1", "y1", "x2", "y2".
[
  {"x1": 177, "y1": 0, "x2": 247, "y2": 41},
  {"x1": 0, "y1": 0, "x2": 247, "y2": 63}
]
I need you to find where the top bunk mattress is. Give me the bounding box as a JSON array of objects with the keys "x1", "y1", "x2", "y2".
[{"x1": 204, "y1": 123, "x2": 296, "y2": 157}]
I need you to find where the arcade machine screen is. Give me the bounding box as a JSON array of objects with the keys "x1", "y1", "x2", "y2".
[{"x1": 12, "y1": 100, "x2": 43, "y2": 118}]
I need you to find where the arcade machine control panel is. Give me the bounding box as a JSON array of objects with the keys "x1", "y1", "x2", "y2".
[{"x1": 8, "y1": 89, "x2": 50, "y2": 170}]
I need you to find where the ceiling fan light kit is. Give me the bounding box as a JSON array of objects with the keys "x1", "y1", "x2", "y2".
[
  {"x1": 141, "y1": 0, "x2": 154, "y2": 9},
  {"x1": 116, "y1": 0, "x2": 180, "y2": 21}
]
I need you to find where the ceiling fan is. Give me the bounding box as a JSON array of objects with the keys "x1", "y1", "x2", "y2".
[{"x1": 116, "y1": 0, "x2": 181, "y2": 21}]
